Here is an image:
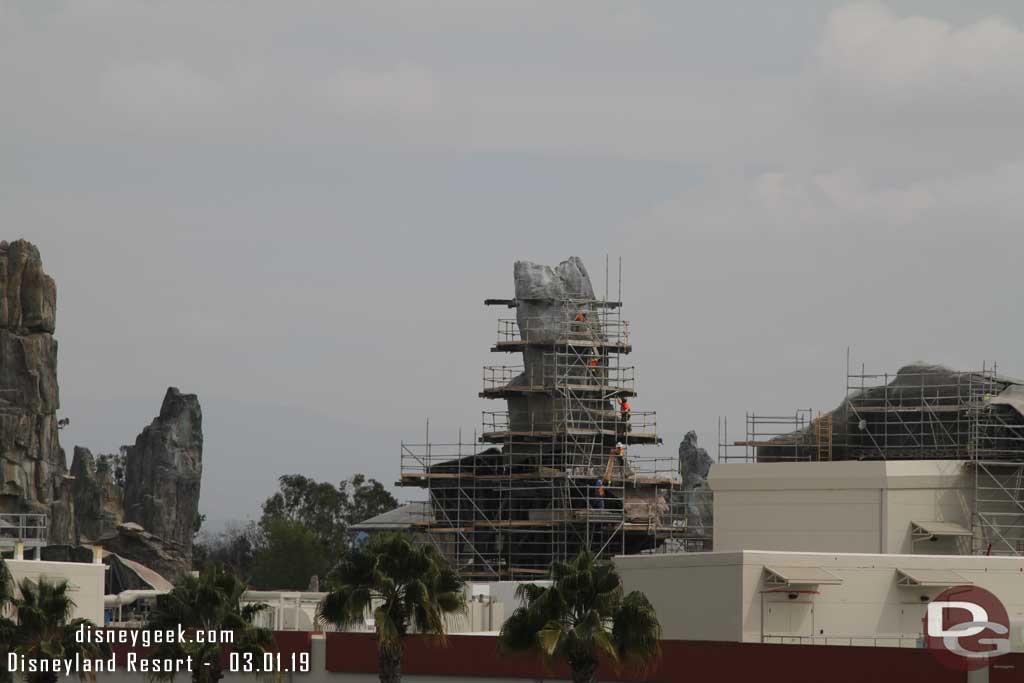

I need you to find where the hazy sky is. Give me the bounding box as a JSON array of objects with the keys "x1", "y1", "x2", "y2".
[{"x1": 4, "y1": 1, "x2": 1024, "y2": 528}]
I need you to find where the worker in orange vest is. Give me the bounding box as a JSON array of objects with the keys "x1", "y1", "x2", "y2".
[{"x1": 619, "y1": 397, "x2": 631, "y2": 422}]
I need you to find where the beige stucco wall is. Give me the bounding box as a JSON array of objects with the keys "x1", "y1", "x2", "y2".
[
  {"x1": 709, "y1": 460, "x2": 974, "y2": 556},
  {"x1": 614, "y1": 552, "x2": 744, "y2": 642},
  {"x1": 615, "y1": 550, "x2": 1024, "y2": 650},
  {"x1": 6, "y1": 558, "x2": 106, "y2": 623}
]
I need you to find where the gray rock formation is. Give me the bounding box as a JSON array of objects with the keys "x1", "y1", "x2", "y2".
[
  {"x1": 0, "y1": 239, "x2": 205, "y2": 575},
  {"x1": 124, "y1": 387, "x2": 203, "y2": 557},
  {"x1": 0, "y1": 239, "x2": 74, "y2": 543},
  {"x1": 70, "y1": 446, "x2": 125, "y2": 542},
  {"x1": 95, "y1": 522, "x2": 191, "y2": 582},
  {"x1": 755, "y1": 362, "x2": 1024, "y2": 462},
  {"x1": 509, "y1": 258, "x2": 604, "y2": 435},
  {"x1": 69, "y1": 389, "x2": 202, "y2": 580},
  {"x1": 679, "y1": 431, "x2": 712, "y2": 489},
  {"x1": 678, "y1": 431, "x2": 713, "y2": 538},
  {"x1": 514, "y1": 257, "x2": 597, "y2": 344}
]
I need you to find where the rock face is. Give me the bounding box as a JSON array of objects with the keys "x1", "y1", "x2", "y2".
[
  {"x1": 755, "y1": 363, "x2": 1024, "y2": 462},
  {"x1": 0, "y1": 239, "x2": 204, "y2": 578},
  {"x1": 70, "y1": 389, "x2": 203, "y2": 580},
  {"x1": 96, "y1": 522, "x2": 191, "y2": 583},
  {"x1": 513, "y1": 257, "x2": 597, "y2": 344},
  {"x1": 70, "y1": 446, "x2": 124, "y2": 542},
  {"x1": 0, "y1": 240, "x2": 74, "y2": 543},
  {"x1": 679, "y1": 431, "x2": 712, "y2": 489},
  {"x1": 509, "y1": 258, "x2": 602, "y2": 434},
  {"x1": 124, "y1": 387, "x2": 203, "y2": 557},
  {"x1": 678, "y1": 431, "x2": 713, "y2": 538}
]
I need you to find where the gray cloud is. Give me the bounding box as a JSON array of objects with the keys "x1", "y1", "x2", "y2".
[{"x1": 3, "y1": 1, "x2": 1023, "y2": 526}]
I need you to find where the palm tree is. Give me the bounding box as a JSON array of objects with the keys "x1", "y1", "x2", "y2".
[
  {"x1": 8, "y1": 574, "x2": 109, "y2": 683},
  {"x1": 146, "y1": 565, "x2": 275, "y2": 683},
  {"x1": 317, "y1": 533, "x2": 466, "y2": 683},
  {"x1": 498, "y1": 549, "x2": 661, "y2": 683}
]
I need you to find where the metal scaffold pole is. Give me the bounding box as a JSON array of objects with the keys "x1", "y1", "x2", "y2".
[{"x1": 397, "y1": 258, "x2": 686, "y2": 579}]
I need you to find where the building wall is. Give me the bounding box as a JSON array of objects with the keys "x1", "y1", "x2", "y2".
[
  {"x1": 709, "y1": 460, "x2": 973, "y2": 556},
  {"x1": 884, "y1": 486, "x2": 972, "y2": 555},
  {"x1": 614, "y1": 552, "x2": 744, "y2": 642},
  {"x1": 92, "y1": 631, "x2": 1024, "y2": 683},
  {"x1": 322, "y1": 633, "x2": 1022, "y2": 683},
  {"x1": 714, "y1": 487, "x2": 883, "y2": 553},
  {"x1": 615, "y1": 550, "x2": 1024, "y2": 650},
  {"x1": 6, "y1": 558, "x2": 105, "y2": 623}
]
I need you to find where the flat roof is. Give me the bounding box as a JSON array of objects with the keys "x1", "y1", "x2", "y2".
[
  {"x1": 707, "y1": 459, "x2": 968, "y2": 492},
  {"x1": 614, "y1": 548, "x2": 1024, "y2": 570}
]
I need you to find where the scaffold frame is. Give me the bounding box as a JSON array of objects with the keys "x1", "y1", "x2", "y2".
[{"x1": 399, "y1": 266, "x2": 694, "y2": 579}]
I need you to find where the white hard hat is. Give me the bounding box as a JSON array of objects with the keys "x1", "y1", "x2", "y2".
[{"x1": 616, "y1": 442, "x2": 624, "y2": 449}]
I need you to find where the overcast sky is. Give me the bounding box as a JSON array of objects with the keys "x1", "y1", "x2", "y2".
[{"x1": 4, "y1": 1, "x2": 1024, "y2": 529}]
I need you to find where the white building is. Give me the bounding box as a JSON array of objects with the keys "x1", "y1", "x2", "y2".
[
  {"x1": 615, "y1": 459, "x2": 1024, "y2": 651},
  {"x1": 711, "y1": 459, "x2": 974, "y2": 555},
  {"x1": 6, "y1": 555, "x2": 106, "y2": 623}
]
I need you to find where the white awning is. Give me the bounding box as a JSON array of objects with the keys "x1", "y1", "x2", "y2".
[
  {"x1": 763, "y1": 566, "x2": 843, "y2": 587},
  {"x1": 896, "y1": 568, "x2": 971, "y2": 588},
  {"x1": 911, "y1": 521, "x2": 973, "y2": 542}
]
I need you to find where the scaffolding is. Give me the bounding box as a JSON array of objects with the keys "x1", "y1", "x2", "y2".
[
  {"x1": 400, "y1": 278, "x2": 691, "y2": 579},
  {"x1": 718, "y1": 410, "x2": 833, "y2": 463},
  {"x1": 717, "y1": 359, "x2": 1024, "y2": 557}
]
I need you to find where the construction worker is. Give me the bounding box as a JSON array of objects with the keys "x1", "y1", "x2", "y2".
[
  {"x1": 593, "y1": 478, "x2": 606, "y2": 509},
  {"x1": 619, "y1": 396, "x2": 631, "y2": 422},
  {"x1": 573, "y1": 311, "x2": 588, "y2": 341},
  {"x1": 615, "y1": 442, "x2": 626, "y2": 458}
]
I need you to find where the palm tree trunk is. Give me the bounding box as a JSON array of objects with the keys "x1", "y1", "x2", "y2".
[
  {"x1": 192, "y1": 663, "x2": 224, "y2": 683},
  {"x1": 377, "y1": 642, "x2": 403, "y2": 683},
  {"x1": 570, "y1": 658, "x2": 598, "y2": 683}
]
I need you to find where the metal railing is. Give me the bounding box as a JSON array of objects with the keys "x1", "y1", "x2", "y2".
[
  {"x1": 482, "y1": 365, "x2": 525, "y2": 391},
  {"x1": 496, "y1": 317, "x2": 630, "y2": 346},
  {"x1": 761, "y1": 634, "x2": 923, "y2": 648},
  {"x1": 0, "y1": 513, "x2": 48, "y2": 547}
]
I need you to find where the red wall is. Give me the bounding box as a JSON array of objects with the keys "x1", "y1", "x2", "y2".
[
  {"x1": 324, "y1": 632, "x2": 1023, "y2": 683},
  {"x1": 103, "y1": 629, "x2": 311, "y2": 666}
]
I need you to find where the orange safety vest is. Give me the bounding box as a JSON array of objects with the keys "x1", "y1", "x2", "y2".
[
  {"x1": 621, "y1": 400, "x2": 631, "y2": 412},
  {"x1": 575, "y1": 313, "x2": 586, "y2": 322},
  {"x1": 589, "y1": 358, "x2": 598, "y2": 367}
]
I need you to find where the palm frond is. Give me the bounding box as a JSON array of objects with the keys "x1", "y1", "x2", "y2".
[
  {"x1": 612, "y1": 591, "x2": 662, "y2": 671},
  {"x1": 497, "y1": 549, "x2": 661, "y2": 680}
]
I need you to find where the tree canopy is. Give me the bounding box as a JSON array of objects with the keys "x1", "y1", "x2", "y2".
[
  {"x1": 317, "y1": 533, "x2": 465, "y2": 683},
  {"x1": 193, "y1": 473, "x2": 398, "y2": 589},
  {"x1": 498, "y1": 550, "x2": 661, "y2": 683},
  {"x1": 146, "y1": 565, "x2": 274, "y2": 683}
]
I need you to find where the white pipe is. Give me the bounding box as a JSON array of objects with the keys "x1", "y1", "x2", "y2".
[
  {"x1": 104, "y1": 589, "x2": 165, "y2": 609},
  {"x1": 243, "y1": 591, "x2": 326, "y2": 602}
]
